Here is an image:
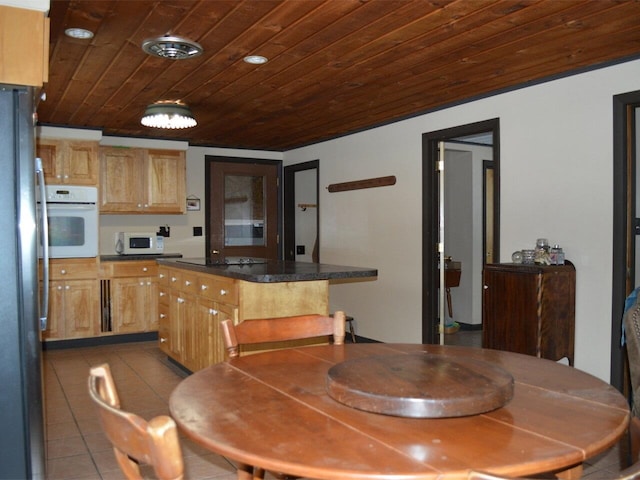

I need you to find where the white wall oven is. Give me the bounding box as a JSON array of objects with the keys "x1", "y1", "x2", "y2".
[{"x1": 37, "y1": 185, "x2": 98, "y2": 258}]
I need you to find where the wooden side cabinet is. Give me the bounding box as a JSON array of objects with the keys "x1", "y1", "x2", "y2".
[{"x1": 482, "y1": 262, "x2": 575, "y2": 365}]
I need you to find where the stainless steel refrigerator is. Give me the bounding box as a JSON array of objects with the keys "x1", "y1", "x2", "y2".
[{"x1": 0, "y1": 85, "x2": 47, "y2": 479}]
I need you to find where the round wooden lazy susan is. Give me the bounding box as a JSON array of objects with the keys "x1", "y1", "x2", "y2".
[{"x1": 326, "y1": 352, "x2": 514, "y2": 418}]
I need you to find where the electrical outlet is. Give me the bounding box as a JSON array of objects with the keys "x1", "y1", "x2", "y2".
[
  {"x1": 296, "y1": 245, "x2": 305, "y2": 255},
  {"x1": 193, "y1": 226, "x2": 202, "y2": 236},
  {"x1": 158, "y1": 226, "x2": 170, "y2": 237}
]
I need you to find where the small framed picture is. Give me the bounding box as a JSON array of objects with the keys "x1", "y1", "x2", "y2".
[{"x1": 186, "y1": 196, "x2": 200, "y2": 211}]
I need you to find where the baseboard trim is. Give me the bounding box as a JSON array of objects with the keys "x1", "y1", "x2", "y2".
[{"x1": 43, "y1": 332, "x2": 158, "y2": 350}]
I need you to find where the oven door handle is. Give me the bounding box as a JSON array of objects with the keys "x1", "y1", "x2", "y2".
[{"x1": 45, "y1": 203, "x2": 97, "y2": 211}]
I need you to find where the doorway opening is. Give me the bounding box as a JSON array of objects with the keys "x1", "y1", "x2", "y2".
[
  {"x1": 284, "y1": 160, "x2": 319, "y2": 262},
  {"x1": 612, "y1": 90, "x2": 640, "y2": 392},
  {"x1": 422, "y1": 119, "x2": 500, "y2": 345},
  {"x1": 205, "y1": 156, "x2": 282, "y2": 260}
]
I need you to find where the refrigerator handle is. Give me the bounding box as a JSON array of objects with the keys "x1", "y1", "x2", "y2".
[{"x1": 35, "y1": 157, "x2": 49, "y2": 331}]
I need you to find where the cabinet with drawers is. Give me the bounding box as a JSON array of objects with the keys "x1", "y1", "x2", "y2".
[
  {"x1": 43, "y1": 258, "x2": 100, "y2": 340},
  {"x1": 103, "y1": 260, "x2": 159, "y2": 334},
  {"x1": 157, "y1": 264, "x2": 328, "y2": 371},
  {"x1": 482, "y1": 262, "x2": 575, "y2": 365}
]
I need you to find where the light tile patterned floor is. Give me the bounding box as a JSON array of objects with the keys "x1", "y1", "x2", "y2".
[{"x1": 43, "y1": 340, "x2": 632, "y2": 479}]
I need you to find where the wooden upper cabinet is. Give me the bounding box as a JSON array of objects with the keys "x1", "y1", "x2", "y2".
[
  {"x1": 0, "y1": 6, "x2": 49, "y2": 87},
  {"x1": 146, "y1": 149, "x2": 186, "y2": 213},
  {"x1": 100, "y1": 147, "x2": 186, "y2": 214},
  {"x1": 99, "y1": 147, "x2": 145, "y2": 212},
  {"x1": 37, "y1": 139, "x2": 99, "y2": 186}
]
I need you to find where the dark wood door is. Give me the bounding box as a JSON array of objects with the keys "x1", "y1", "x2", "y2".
[{"x1": 206, "y1": 158, "x2": 280, "y2": 260}]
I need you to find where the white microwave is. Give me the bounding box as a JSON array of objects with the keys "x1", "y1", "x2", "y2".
[{"x1": 115, "y1": 232, "x2": 164, "y2": 255}]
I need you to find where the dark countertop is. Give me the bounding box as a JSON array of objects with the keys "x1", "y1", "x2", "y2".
[
  {"x1": 156, "y1": 257, "x2": 378, "y2": 283},
  {"x1": 100, "y1": 253, "x2": 183, "y2": 262}
]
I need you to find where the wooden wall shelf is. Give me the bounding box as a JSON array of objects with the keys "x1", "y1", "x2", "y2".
[{"x1": 327, "y1": 175, "x2": 396, "y2": 193}]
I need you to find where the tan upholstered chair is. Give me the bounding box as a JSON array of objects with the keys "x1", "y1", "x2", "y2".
[
  {"x1": 88, "y1": 363, "x2": 184, "y2": 480},
  {"x1": 221, "y1": 310, "x2": 346, "y2": 358}
]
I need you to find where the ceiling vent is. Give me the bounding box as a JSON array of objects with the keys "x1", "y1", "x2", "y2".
[{"x1": 142, "y1": 35, "x2": 203, "y2": 60}]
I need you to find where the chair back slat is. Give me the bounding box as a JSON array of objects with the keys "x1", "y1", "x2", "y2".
[{"x1": 221, "y1": 311, "x2": 346, "y2": 358}]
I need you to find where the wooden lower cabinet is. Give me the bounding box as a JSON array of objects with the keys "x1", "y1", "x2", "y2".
[
  {"x1": 43, "y1": 258, "x2": 100, "y2": 340},
  {"x1": 104, "y1": 260, "x2": 159, "y2": 334},
  {"x1": 158, "y1": 265, "x2": 327, "y2": 371}
]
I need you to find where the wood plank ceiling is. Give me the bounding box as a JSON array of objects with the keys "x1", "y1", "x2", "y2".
[{"x1": 39, "y1": 0, "x2": 640, "y2": 151}]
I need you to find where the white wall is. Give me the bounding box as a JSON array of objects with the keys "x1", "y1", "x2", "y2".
[{"x1": 283, "y1": 58, "x2": 640, "y2": 382}]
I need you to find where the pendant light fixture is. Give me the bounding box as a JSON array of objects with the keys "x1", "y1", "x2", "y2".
[{"x1": 140, "y1": 100, "x2": 197, "y2": 129}]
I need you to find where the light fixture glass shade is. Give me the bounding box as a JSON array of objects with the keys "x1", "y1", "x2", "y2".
[{"x1": 141, "y1": 101, "x2": 197, "y2": 129}]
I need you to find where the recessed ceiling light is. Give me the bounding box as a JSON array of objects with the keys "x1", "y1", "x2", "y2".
[
  {"x1": 244, "y1": 55, "x2": 268, "y2": 65},
  {"x1": 142, "y1": 35, "x2": 203, "y2": 60},
  {"x1": 65, "y1": 28, "x2": 94, "y2": 39}
]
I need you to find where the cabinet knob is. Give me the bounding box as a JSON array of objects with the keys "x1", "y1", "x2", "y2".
[
  {"x1": 160, "y1": 337, "x2": 167, "y2": 343},
  {"x1": 159, "y1": 273, "x2": 165, "y2": 279},
  {"x1": 159, "y1": 292, "x2": 165, "y2": 297},
  {"x1": 209, "y1": 309, "x2": 218, "y2": 315},
  {"x1": 483, "y1": 285, "x2": 489, "y2": 290},
  {"x1": 143, "y1": 267, "x2": 148, "y2": 272},
  {"x1": 171, "y1": 277, "x2": 177, "y2": 282},
  {"x1": 160, "y1": 314, "x2": 166, "y2": 318},
  {"x1": 56, "y1": 174, "x2": 62, "y2": 179},
  {"x1": 146, "y1": 281, "x2": 151, "y2": 286},
  {"x1": 63, "y1": 175, "x2": 69, "y2": 179},
  {"x1": 144, "y1": 204, "x2": 149, "y2": 208},
  {"x1": 65, "y1": 285, "x2": 70, "y2": 290},
  {"x1": 177, "y1": 298, "x2": 185, "y2": 304},
  {"x1": 220, "y1": 289, "x2": 227, "y2": 296},
  {"x1": 137, "y1": 203, "x2": 142, "y2": 208},
  {"x1": 60, "y1": 269, "x2": 66, "y2": 275},
  {"x1": 139, "y1": 281, "x2": 144, "y2": 286},
  {"x1": 57, "y1": 285, "x2": 63, "y2": 290},
  {"x1": 185, "y1": 280, "x2": 191, "y2": 286},
  {"x1": 200, "y1": 284, "x2": 207, "y2": 291}
]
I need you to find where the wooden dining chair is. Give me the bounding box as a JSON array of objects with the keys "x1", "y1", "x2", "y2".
[
  {"x1": 220, "y1": 311, "x2": 345, "y2": 480},
  {"x1": 88, "y1": 363, "x2": 184, "y2": 480},
  {"x1": 221, "y1": 310, "x2": 346, "y2": 358}
]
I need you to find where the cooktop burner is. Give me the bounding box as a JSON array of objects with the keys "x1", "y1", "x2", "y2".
[{"x1": 177, "y1": 257, "x2": 268, "y2": 266}]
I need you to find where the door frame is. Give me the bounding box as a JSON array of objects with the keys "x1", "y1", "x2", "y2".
[
  {"x1": 422, "y1": 118, "x2": 500, "y2": 344},
  {"x1": 204, "y1": 155, "x2": 283, "y2": 259},
  {"x1": 283, "y1": 160, "x2": 319, "y2": 261},
  {"x1": 612, "y1": 90, "x2": 640, "y2": 391}
]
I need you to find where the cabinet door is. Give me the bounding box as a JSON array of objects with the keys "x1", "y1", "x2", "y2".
[
  {"x1": 64, "y1": 141, "x2": 99, "y2": 185},
  {"x1": 146, "y1": 150, "x2": 186, "y2": 213},
  {"x1": 111, "y1": 277, "x2": 156, "y2": 333},
  {"x1": 43, "y1": 280, "x2": 65, "y2": 340},
  {"x1": 64, "y1": 279, "x2": 98, "y2": 338},
  {"x1": 198, "y1": 300, "x2": 238, "y2": 369},
  {"x1": 99, "y1": 147, "x2": 144, "y2": 212},
  {"x1": 0, "y1": 6, "x2": 49, "y2": 87},
  {"x1": 168, "y1": 291, "x2": 195, "y2": 363},
  {"x1": 37, "y1": 139, "x2": 61, "y2": 184},
  {"x1": 482, "y1": 268, "x2": 539, "y2": 356}
]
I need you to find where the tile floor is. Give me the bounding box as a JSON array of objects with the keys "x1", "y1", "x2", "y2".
[{"x1": 44, "y1": 340, "x2": 633, "y2": 479}]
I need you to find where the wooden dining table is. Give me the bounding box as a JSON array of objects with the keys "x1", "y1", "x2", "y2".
[{"x1": 169, "y1": 343, "x2": 630, "y2": 480}]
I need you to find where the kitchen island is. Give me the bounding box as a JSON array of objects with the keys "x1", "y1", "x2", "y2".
[{"x1": 155, "y1": 258, "x2": 377, "y2": 371}]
